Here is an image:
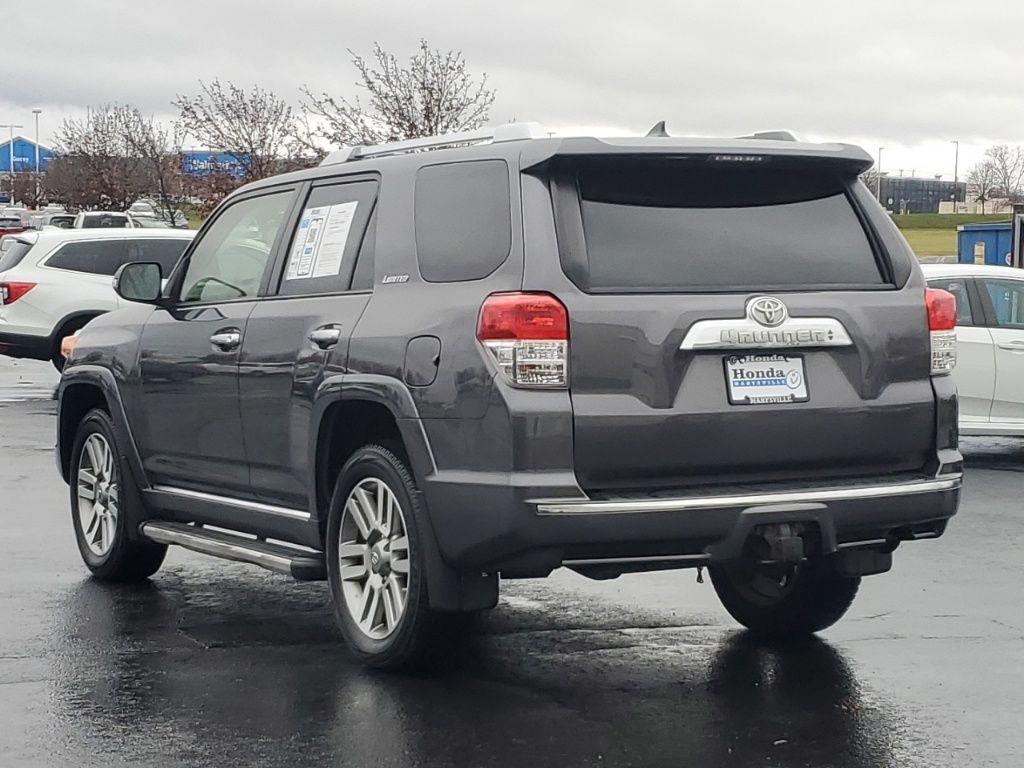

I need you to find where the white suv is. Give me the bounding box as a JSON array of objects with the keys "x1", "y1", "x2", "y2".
[{"x1": 0, "y1": 228, "x2": 194, "y2": 368}]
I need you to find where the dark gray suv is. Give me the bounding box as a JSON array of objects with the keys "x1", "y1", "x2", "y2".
[{"x1": 57, "y1": 124, "x2": 963, "y2": 669}]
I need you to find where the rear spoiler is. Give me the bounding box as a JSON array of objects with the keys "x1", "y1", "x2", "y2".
[{"x1": 520, "y1": 136, "x2": 875, "y2": 175}]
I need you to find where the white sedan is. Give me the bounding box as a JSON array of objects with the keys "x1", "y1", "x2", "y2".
[{"x1": 922, "y1": 263, "x2": 1024, "y2": 436}]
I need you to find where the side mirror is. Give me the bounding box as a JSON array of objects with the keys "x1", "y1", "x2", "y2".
[{"x1": 113, "y1": 261, "x2": 163, "y2": 303}]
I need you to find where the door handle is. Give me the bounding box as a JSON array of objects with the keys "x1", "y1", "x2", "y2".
[
  {"x1": 996, "y1": 340, "x2": 1024, "y2": 352},
  {"x1": 308, "y1": 326, "x2": 342, "y2": 350},
  {"x1": 209, "y1": 330, "x2": 242, "y2": 351}
]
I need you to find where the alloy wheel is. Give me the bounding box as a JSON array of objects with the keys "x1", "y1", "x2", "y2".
[
  {"x1": 77, "y1": 433, "x2": 119, "y2": 557},
  {"x1": 337, "y1": 477, "x2": 411, "y2": 640}
]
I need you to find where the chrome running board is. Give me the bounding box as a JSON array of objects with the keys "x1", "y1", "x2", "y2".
[{"x1": 140, "y1": 521, "x2": 326, "y2": 581}]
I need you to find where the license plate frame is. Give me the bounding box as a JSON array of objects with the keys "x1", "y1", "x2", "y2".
[{"x1": 723, "y1": 353, "x2": 809, "y2": 405}]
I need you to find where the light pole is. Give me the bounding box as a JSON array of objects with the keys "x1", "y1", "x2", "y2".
[
  {"x1": 876, "y1": 147, "x2": 885, "y2": 203},
  {"x1": 0, "y1": 123, "x2": 24, "y2": 204},
  {"x1": 32, "y1": 109, "x2": 42, "y2": 206},
  {"x1": 950, "y1": 139, "x2": 960, "y2": 183}
]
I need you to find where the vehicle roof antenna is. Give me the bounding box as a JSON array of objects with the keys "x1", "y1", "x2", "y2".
[{"x1": 646, "y1": 121, "x2": 669, "y2": 138}]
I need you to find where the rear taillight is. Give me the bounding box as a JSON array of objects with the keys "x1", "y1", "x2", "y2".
[
  {"x1": 926, "y1": 287, "x2": 957, "y2": 375},
  {"x1": 0, "y1": 281, "x2": 35, "y2": 305},
  {"x1": 477, "y1": 292, "x2": 569, "y2": 387}
]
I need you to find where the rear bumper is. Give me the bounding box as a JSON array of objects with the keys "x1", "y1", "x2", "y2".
[
  {"x1": 0, "y1": 330, "x2": 50, "y2": 360},
  {"x1": 422, "y1": 472, "x2": 962, "y2": 576}
]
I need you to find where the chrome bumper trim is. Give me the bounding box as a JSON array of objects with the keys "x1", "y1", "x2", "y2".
[{"x1": 536, "y1": 475, "x2": 962, "y2": 516}]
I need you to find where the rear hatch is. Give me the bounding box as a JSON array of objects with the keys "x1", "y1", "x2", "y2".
[{"x1": 541, "y1": 152, "x2": 933, "y2": 495}]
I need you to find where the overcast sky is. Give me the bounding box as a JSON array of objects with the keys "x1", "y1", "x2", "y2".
[{"x1": 3, "y1": 0, "x2": 1022, "y2": 179}]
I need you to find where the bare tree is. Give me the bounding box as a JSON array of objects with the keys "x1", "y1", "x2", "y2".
[
  {"x1": 117, "y1": 107, "x2": 187, "y2": 225},
  {"x1": 49, "y1": 105, "x2": 153, "y2": 210},
  {"x1": 967, "y1": 159, "x2": 999, "y2": 214},
  {"x1": 11, "y1": 173, "x2": 44, "y2": 209},
  {"x1": 174, "y1": 80, "x2": 298, "y2": 180},
  {"x1": 299, "y1": 40, "x2": 496, "y2": 152},
  {"x1": 984, "y1": 144, "x2": 1024, "y2": 202}
]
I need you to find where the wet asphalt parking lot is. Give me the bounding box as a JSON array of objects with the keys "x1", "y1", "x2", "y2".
[{"x1": 1, "y1": 358, "x2": 1022, "y2": 768}]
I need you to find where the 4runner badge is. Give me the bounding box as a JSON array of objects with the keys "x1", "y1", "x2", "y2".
[{"x1": 678, "y1": 297, "x2": 854, "y2": 350}]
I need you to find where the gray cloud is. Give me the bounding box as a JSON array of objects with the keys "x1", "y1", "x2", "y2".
[{"x1": 2, "y1": 0, "x2": 1020, "y2": 176}]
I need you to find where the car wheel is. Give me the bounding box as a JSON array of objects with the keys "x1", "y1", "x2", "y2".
[
  {"x1": 70, "y1": 408, "x2": 166, "y2": 581},
  {"x1": 709, "y1": 556, "x2": 860, "y2": 637},
  {"x1": 326, "y1": 444, "x2": 449, "y2": 670}
]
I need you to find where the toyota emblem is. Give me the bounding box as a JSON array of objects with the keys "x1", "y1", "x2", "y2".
[{"x1": 747, "y1": 296, "x2": 788, "y2": 327}]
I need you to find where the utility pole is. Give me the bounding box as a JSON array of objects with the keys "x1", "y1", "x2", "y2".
[
  {"x1": 876, "y1": 147, "x2": 885, "y2": 203},
  {"x1": 0, "y1": 123, "x2": 23, "y2": 204},
  {"x1": 951, "y1": 139, "x2": 960, "y2": 183},
  {"x1": 32, "y1": 109, "x2": 42, "y2": 206}
]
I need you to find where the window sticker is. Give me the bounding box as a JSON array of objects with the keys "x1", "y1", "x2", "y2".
[{"x1": 284, "y1": 201, "x2": 359, "y2": 281}]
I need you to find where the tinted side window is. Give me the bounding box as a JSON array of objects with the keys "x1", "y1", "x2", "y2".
[
  {"x1": 414, "y1": 160, "x2": 511, "y2": 282},
  {"x1": 126, "y1": 238, "x2": 190, "y2": 275},
  {"x1": 47, "y1": 240, "x2": 126, "y2": 275},
  {"x1": 927, "y1": 278, "x2": 973, "y2": 326},
  {"x1": 982, "y1": 279, "x2": 1024, "y2": 328},
  {"x1": 180, "y1": 190, "x2": 295, "y2": 303},
  {"x1": 278, "y1": 181, "x2": 377, "y2": 296}
]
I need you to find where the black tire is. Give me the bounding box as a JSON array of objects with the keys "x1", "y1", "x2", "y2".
[
  {"x1": 326, "y1": 444, "x2": 450, "y2": 670},
  {"x1": 69, "y1": 408, "x2": 166, "y2": 581},
  {"x1": 709, "y1": 557, "x2": 860, "y2": 637}
]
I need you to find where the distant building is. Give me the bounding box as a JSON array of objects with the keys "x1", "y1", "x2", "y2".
[
  {"x1": 0, "y1": 135, "x2": 55, "y2": 173},
  {"x1": 878, "y1": 175, "x2": 966, "y2": 214}
]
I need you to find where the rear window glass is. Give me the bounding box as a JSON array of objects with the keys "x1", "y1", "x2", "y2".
[
  {"x1": 414, "y1": 160, "x2": 511, "y2": 282},
  {"x1": 47, "y1": 240, "x2": 126, "y2": 275},
  {"x1": 0, "y1": 240, "x2": 33, "y2": 272},
  {"x1": 565, "y1": 160, "x2": 884, "y2": 292},
  {"x1": 81, "y1": 213, "x2": 129, "y2": 228}
]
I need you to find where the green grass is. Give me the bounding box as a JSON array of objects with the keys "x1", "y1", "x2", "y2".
[
  {"x1": 184, "y1": 207, "x2": 205, "y2": 230},
  {"x1": 891, "y1": 213, "x2": 1009, "y2": 229},
  {"x1": 893, "y1": 213, "x2": 1011, "y2": 257},
  {"x1": 901, "y1": 228, "x2": 958, "y2": 257}
]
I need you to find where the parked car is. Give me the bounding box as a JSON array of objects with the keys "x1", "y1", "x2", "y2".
[
  {"x1": 922, "y1": 262, "x2": 1024, "y2": 435},
  {"x1": 130, "y1": 214, "x2": 189, "y2": 229},
  {"x1": 31, "y1": 212, "x2": 76, "y2": 229},
  {"x1": 128, "y1": 201, "x2": 158, "y2": 218},
  {"x1": 0, "y1": 215, "x2": 25, "y2": 236},
  {"x1": 73, "y1": 211, "x2": 135, "y2": 229},
  {"x1": 57, "y1": 124, "x2": 961, "y2": 669},
  {"x1": 0, "y1": 228, "x2": 193, "y2": 368}
]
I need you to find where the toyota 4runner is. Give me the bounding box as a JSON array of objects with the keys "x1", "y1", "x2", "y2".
[{"x1": 57, "y1": 124, "x2": 962, "y2": 669}]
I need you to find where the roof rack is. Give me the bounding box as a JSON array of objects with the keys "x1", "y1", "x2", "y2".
[{"x1": 320, "y1": 122, "x2": 549, "y2": 166}]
